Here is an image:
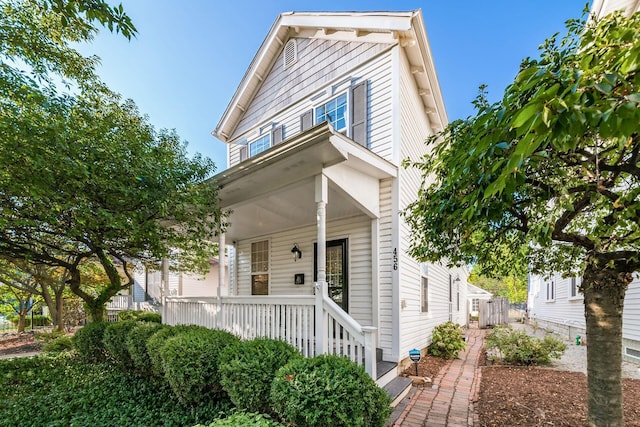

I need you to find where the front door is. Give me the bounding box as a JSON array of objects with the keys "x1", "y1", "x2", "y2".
[{"x1": 315, "y1": 239, "x2": 348, "y2": 312}]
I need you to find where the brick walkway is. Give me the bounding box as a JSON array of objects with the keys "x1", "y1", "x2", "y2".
[{"x1": 392, "y1": 327, "x2": 486, "y2": 427}]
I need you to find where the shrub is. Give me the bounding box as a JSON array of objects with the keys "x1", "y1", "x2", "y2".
[
  {"x1": 160, "y1": 328, "x2": 239, "y2": 406},
  {"x1": 145, "y1": 324, "x2": 209, "y2": 377},
  {"x1": 127, "y1": 322, "x2": 164, "y2": 374},
  {"x1": 195, "y1": 411, "x2": 284, "y2": 427},
  {"x1": 219, "y1": 338, "x2": 301, "y2": 414},
  {"x1": 102, "y1": 320, "x2": 138, "y2": 369},
  {"x1": 117, "y1": 310, "x2": 162, "y2": 323},
  {"x1": 270, "y1": 355, "x2": 392, "y2": 427},
  {"x1": 73, "y1": 321, "x2": 108, "y2": 362},
  {"x1": 42, "y1": 336, "x2": 74, "y2": 353},
  {"x1": 485, "y1": 326, "x2": 567, "y2": 365},
  {"x1": 429, "y1": 321, "x2": 466, "y2": 359},
  {"x1": 8, "y1": 314, "x2": 51, "y2": 327}
]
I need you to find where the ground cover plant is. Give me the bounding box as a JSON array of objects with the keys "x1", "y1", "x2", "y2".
[{"x1": 0, "y1": 353, "x2": 230, "y2": 426}]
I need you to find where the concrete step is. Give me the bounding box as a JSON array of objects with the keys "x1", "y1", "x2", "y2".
[{"x1": 383, "y1": 376, "x2": 413, "y2": 407}]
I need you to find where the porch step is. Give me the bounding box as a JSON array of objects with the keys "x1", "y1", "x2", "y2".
[
  {"x1": 376, "y1": 360, "x2": 398, "y2": 388},
  {"x1": 383, "y1": 376, "x2": 413, "y2": 407}
]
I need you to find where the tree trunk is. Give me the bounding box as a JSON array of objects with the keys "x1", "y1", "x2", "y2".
[
  {"x1": 54, "y1": 291, "x2": 64, "y2": 331},
  {"x1": 17, "y1": 311, "x2": 26, "y2": 333},
  {"x1": 583, "y1": 260, "x2": 632, "y2": 427},
  {"x1": 87, "y1": 303, "x2": 104, "y2": 323}
]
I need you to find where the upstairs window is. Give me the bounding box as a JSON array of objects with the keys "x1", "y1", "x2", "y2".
[
  {"x1": 316, "y1": 93, "x2": 348, "y2": 132},
  {"x1": 249, "y1": 133, "x2": 271, "y2": 157}
]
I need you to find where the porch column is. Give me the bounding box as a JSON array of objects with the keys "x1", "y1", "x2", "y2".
[
  {"x1": 315, "y1": 174, "x2": 328, "y2": 356},
  {"x1": 217, "y1": 232, "x2": 225, "y2": 330},
  {"x1": 161, "y1": 258, "x2": 169, "y2": 324}
]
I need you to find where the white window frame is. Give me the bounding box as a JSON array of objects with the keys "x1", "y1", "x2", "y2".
[
  {"x1": 314, "y1": 91, "x2": 349, "y2": 135},
  {"x1": 248, "y1": 133, "x2": 271, "y2": 158},
  {"x1": 250, "y1": 240, "x2": 270, "y2": 295},
  {"x1": 569, "y1": 276, "x2": 582, "y2": 300},
  {"x1": 546, "y1": 279, "x2": 556, "y2": 302},
  {"x1": 471, "y1": 298, "x2": 480, "y2": 313},
  {"x1": 420, "y1": 263, "x2": 429, "y2": 313}
]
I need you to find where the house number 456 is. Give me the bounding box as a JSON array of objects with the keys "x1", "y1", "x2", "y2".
[{"x1": 393, "y1": 248, "x2": 398, "y2": 270}]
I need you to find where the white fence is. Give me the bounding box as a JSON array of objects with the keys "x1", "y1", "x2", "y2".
[
  {"x1": 164, "y1": 293, "x2": 376, "y2": 378},
  {"x1": 479, "y1": 297, "x2": 510, "y2": 328}
]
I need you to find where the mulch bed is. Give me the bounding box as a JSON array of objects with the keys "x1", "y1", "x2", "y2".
[
  {"x1": 0, "y1": 333, "x2": 42, "y2": 355},
  {"x1": 400, "y1": 352, "x2": 451, "y2": 383},
  {"x1": 477, "y1": 365, "x2": 640, "y2": 426}
]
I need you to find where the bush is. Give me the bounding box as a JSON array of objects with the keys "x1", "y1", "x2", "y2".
[
  {"x1": 429, "y1": 321, "x2": 466, "y2": 359},
  {"x1": 485, "y1": 326, "x2": 567, "y2": 365},
  {"x1": 117, "y1": 310, "x2": 162, "y2": 323},
  {"x1": 160, "y1": 328, "x2": 239, "y2": 406},
  {"x1": 219, "y1": 338, "x2": 301, "y2": 414},
  {"x1": 102, "y1": 320, "x2": 138, "y2": 369},
  {"x1": 145, "y1": 324, "x2": 209, "y2": 377},
  {"x1": 8, "y1": 314, "x2": 51, "y2": 327},
  {"x1": 127, "y1": 322, "x2": 164, "y2": 374},
  {"x1": 270, "y1": 355, "x2": 392, "y2": 427},
  {"x1": 195, "y1": 411, "x2": 284, "y2": 427},
  {"x1": 42, "y1": 336, "x2": 74, "y2": 353},
  {"x1": 73, "y1": 321, "x2": 108, "y2": 362}
]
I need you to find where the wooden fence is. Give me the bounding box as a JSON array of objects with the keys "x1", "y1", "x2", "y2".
[{"x1": 479, "y1": 297, "x2": 509, "y2": 328}]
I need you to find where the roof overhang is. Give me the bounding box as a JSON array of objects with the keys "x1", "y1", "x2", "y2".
[{"x1": 212, "y1": 10, "x2": 448, "y2": 142}]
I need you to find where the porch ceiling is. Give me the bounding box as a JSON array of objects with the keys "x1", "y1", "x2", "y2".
[{"x1": 210, "y1": 123, "x2": 397, "y2": 241}]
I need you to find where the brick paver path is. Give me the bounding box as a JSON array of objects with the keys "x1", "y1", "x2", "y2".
[{"x1": 393, "y1": 327, "x2": 486, "y2": 427}]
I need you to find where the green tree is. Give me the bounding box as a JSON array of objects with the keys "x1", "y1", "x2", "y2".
[
  {"x1": 404, "y1": 10, "x2": 640, "y2": 426},
  {"x1": 0, "y1": 275, "x2": 35, "y2": 333},
  {"x1": 0, "y1": 1, "x2": 225, "y2": 321}
]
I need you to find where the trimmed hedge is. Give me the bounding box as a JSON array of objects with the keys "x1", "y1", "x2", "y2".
[
  {"x1": 102, "y1": 320, "x2": 138, "y2": 369},
  {"x1": 485, "y1": 326, "x2": 567, "y2": 365},
  {"x1": 127, "y1": 322, "x2": 163, "y2": 374},
  {"x1": 72, "y1": 322, "x2": 108, "y2": 362},
  {"x1": 270, "y1": 355, "x2": 392, "y2": 427},
  {"x1": 146, "y1": 324, "x2": 209, "y2": 377},
  {"x1": 219, "y1": 338, "x2": 301, "y2": 414},
  {"x1": 117, "y1": 310, "x2": 161, "y2": 323},
  {"x1": 160, "y1": 328, "x2": 240, "y2": 406},
  {"x1": 42, "y1": 336, "x2": 74, "y2": 353},
  {"x1": 196, "y1": 411, "x2": 284, "y2": 426},
  {"x1": 8, "y1": 314, "x2": 51, "y2": 327}
]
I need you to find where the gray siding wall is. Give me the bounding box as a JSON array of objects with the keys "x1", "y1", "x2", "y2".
[
  {"x1": 234, "y1": 215, "x2": 373, "y2": 326},
  {"x1": 378, "y1": 178, "x2": 394, "y2": 356},
  {"x1": 227, "y1": 45, "x2": 394, "y2": 167}
]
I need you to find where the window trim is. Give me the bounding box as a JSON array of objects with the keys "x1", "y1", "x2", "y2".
[
  {"x1": 250, "y1": 239, "x2": 270, "y2": 296},
  {"x1": 546, "y1": 279, "x2": 556, "y2": 302},
  {"x1": 248, "y1": 132, "x2": 271, "y2": 158},
  {"x1": 420, "y1": 263, "x2": 429, "y2": 313},
  {"x1": 569, "y1": 277, "x2": 583, "y2": 300},
  {"x1": 314, "y1": 91, "x2": 350, "y2": 135}
]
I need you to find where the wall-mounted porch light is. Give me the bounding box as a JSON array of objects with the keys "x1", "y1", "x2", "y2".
[{"x1": 291, "y1": 243, "x2": 302, "y2": 261}]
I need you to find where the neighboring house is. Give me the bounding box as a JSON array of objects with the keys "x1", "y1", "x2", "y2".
[
  {"x1": 163, "y1": 10, "x2": 469, "y2": 392},
  {"x1": 528, "y1": 0, "x2": 640, "y2": 364},
  {"x1": 467, "y1": 283, "x2": 492, "y2": 318}
]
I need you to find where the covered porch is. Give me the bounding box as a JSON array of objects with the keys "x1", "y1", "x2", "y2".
[{"x1": 165, "y1": 123, "x2": 396, "y2": 380}]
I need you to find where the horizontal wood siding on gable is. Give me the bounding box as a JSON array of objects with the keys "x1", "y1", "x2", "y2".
[
  {"x1": 377, "y1": 178, "x2": 394, "y2": 355},
  {"x1": 232, "y1": 38, "x2": 393, "y2": 139},
  {"x1": 234, "y1": 215, "x2": 373, "y2": 326},
  {"x1": 227, "y1": 48, "x2": 395, "y2": 168}
]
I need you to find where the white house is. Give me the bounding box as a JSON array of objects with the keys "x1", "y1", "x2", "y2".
[
  {"x1": 163, "y1": 10, "x2": 469, "y2": 394},
  {"x1": 528, "y1": 0, "x2": 640, "y2": 364},
  {"x1": 467, "y1": 283, "x2": 492, "y2": 318}
]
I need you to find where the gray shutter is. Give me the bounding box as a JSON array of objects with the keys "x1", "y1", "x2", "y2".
[
  {"x1": 239, "y1": 146, "x2": 248, "y2": 162},
  {"x1": 350, "y1": 80, "x2": 368, "y2": 147},
  {"x1": 300, "y1": 109, "x2": 313, "y2": 132},
  {"x1": 272, "y1": 125, "x2": 284, "y2": 145}
]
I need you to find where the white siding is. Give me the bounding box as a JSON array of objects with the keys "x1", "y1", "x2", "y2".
[
  {"x1": 624, "y1": 279, "x2": 640, "y2": 341},
  {"x1": 180, "y1": 264, "x2": 226, "y2": 297},
  {"x1": 227, "y1": 49, "x2": 395, "y2": 167},
  {"x1": 234, "y1": 215, "x2": 373, "y2": 326},
  {"x1": 378, "y1": 178, "x2": 394, "y2": 354}
]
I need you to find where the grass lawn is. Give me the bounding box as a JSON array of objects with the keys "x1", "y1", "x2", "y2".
[{"x1": 0, "y1": 353, "x2": 231, "y2": 426}]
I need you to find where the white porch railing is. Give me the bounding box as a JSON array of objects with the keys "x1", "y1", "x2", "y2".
[
  {"x1": 106, "y1": 295, "x2": 133, "y2": 311},
  {"x1": 164, "y1": 294, "x2": 377, "y2": 378}
]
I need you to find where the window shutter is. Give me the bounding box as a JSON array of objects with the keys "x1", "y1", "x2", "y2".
[
  {"x1": 350, "y1": 80, "x2": 368, "y2": 147},
  {"x1": 272, "y1": 125, "x2": 284, "y2": 145},
  {"x1": 300, "y1": 109, "x2": 313, "y2": 132},
  {"x1": 239, "y1": 146, "x2": 248, "y2": 162}
]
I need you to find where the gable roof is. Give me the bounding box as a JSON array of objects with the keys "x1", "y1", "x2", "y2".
[{"x1": 212, "y1": 10, "x2": 448, "y2": 143}]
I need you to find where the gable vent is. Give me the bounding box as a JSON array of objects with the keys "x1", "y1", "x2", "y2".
[{"x1": 283, "y1": 39, "x2": 297, "y2": 70}]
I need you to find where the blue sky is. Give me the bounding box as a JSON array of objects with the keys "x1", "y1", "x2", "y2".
[{"x1": 80, "y1": 0, "x2": 588, "y2": 173}]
